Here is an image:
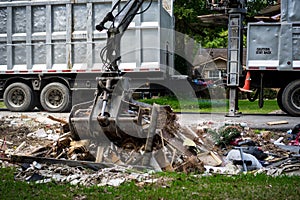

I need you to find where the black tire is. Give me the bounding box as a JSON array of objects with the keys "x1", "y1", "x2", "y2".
[
  {"x1": 282, "y1": 80, "x2": 300, "y2": 116},
  {"x1": 40, "y1": 82, "x2": 71, "y2": 112},
  {"x1": 3, "y1": 82, "x2": 35, "y2": 112},
  {"x1": 276, "y1": 87, "x2": 287, "y2": 113}
]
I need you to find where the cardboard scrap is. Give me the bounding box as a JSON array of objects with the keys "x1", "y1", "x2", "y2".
[{"x1": 197, "y1": 151, "x2": 222, "y2": 167}]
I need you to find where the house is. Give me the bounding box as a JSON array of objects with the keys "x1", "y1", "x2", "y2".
[{"x1": 192, "y1": 48, "x2": 246, "y2": 81}]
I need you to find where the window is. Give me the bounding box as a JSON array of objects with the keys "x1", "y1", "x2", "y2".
[{"x1": 208, "y1": 70, "x2": 221, "y2": 79}]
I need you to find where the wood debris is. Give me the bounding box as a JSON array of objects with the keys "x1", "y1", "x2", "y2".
[
  {"x1": 0, "y1": 107, "x2": 212, "y2": 173},
  {"x1": 267, "y1": 120, "x2": 289, "y2": 126},
  {"x1": 197, "y1": 151, "x2": 222, "y2": 167},
  {"x1": 2, "y1": 110, "x2": 300, "y2": 187}
]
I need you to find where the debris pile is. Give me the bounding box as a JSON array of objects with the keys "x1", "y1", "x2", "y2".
[
  {"x1": 1, "y1": 112, "x2": 300, "y2": 186},
  {"x1": 0, "y1": 114, "x2": 63, "y2": 157},
  {"x1": 14, "y1": 163, "x2": 172, "y2": 187},
  {"x1": 4, "y1": 108, "x2": 208, "y2": 172},
  {"x1": 199, "y1": 122, "x2": 300, "y2": 174}
]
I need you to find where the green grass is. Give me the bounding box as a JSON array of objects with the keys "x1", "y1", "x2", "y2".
[
  {"x1": 0, "y1": 98, "x2": 280, "y2": 114},
  {"x1": 0, "y1": 101, "x2": 5, "y2": 108},
  {"x1": 1, "y1": 167, "x2": 300, "y2": 200},
  {"x1": 237, "y1": 99, "x2": 280, "y2": 114},
  {"x1": 138, "y1": 97, "x2": 280, "y2": 114}
]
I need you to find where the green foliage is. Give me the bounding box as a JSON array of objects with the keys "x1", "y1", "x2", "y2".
[
  {"x1": 203, "y1": 29, "x2": 248, "y2": 48},
  {"x1": 174, "y1": 0, "x2": 209, "y2": 28},
  {"x1": 173, "y1": 0, "x2": 278, "y2": 49},
  {"x1": 208, "y1": 125, "x2": 242, "y2": 146},
  {"x1": 254, "y1": 129, "x2": 264, "y2": 134},
  {"x1": 203, "y1": 29, "x2": 228, "y2": 48},
  {"x1": 246, "y1": 0, "x2": 278, "y2": 17},
  {"x1": 263, "y1": 88, "x2": 278, "y2": 99}
]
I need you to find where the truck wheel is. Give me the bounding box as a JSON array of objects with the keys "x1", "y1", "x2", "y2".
[
  {"x1": 276, "y1": 88, "x2": 288, "y2": 113},
  {"x1": 40, "y1": 82, "x2": 71, "y2": 112},
  {"x1": 282, "y1": 80, "x2": 300, "y2": 116},
  {"x1": 3, "y1": 82, "x2": 35, "y2": 112}
]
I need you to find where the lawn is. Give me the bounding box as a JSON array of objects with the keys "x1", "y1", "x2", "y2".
[
  {"x1": 1, "y1": 167, "x2": 299, "y2": 200},
  {"x1": 0, "y1": 101, "x2": 5, "y2": 108},
  {"x1": 0, "y1": 98, "x2": 280, "y2": 114},
  {"x1": 138, "y1": 97, "x2": 280, "y2": 114}
]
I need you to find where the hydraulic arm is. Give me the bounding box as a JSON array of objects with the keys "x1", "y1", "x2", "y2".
[
  {"x1": 69, "y1": 1, "x2": 168, "y2": 167},
  {"x1": 207, "y1": 0, "x2": 247, "y2": 116},
  {"x1": 96, "y1": 0, "x2": 148, "y2": 72}
]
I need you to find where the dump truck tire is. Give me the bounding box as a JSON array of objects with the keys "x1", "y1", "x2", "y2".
[
  {"x1": 282, "y1": 80, "x2": 300, "y2": 116},
  {"x1": 277, "y1": 87, "x2": 288, "y2": 114},
  {"x1": 4, "y1": 82, "x2": 35, "y2": 112},
  {"x1": 40, "y1": 82, "x2": 71, "y2": 112}
]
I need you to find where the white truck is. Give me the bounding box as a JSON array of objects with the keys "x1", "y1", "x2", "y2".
[
  {"x1": 209, "y1": 0, "x2": 300, "y2": 116},
  {"x1": 0, "y1": 0, "x2": 174, "y2": 112},
  {"x1": 246, "y1": 0, "x2": 300, "y2": 116}
]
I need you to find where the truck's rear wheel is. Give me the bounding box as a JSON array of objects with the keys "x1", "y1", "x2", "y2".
[
  {"x1": 282, "y1": 80, "x2": 300, "y2": 116},
  {"x1": 276, "y1": 88, "x2": 288, "y2": 114},
  {"x1": 4, "y1": 82, "x2": 35, "y2": 112},
  {"x1": 40, "y1": 82, "x2": 71, "y2": 112}
]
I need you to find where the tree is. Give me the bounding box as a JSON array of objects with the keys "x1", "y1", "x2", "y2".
[
  {"x1": 173, "y1": 0, "x2": 224, "y2": 75},
  {"x1": 246, "y1": 0, "x2": 278, "y2": 16},
  {"x1": 173, "y1": 0, "x2": 278, "y2": 75},
  {"x1": 174, "y1": 0, "x2": 226, "y2": 45},
  {"x1": 174, "y1": 0, "x2": 278, "y2": 46}
]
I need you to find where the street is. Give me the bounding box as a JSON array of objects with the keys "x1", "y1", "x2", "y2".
[
  {"x1": 178, "y1": 112, "x2": 299, "y2": 131},
  {"x1": 0, "y1": 108, "x2": 299, "y2": 131}
]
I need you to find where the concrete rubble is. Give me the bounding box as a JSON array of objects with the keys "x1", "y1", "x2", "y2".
[{"x1": 1, "y1": 111, "x2": 300, "y2": 187}]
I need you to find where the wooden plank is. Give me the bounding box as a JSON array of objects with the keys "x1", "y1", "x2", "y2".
[
  {"x1": 0, "y1": 139, "x2": 13, "y2": 145},
  {"x1": 164, "y1": 136, "x2": 194, "y2": 157},
  {"x1": 142, "y1": 104, "x2": 160, "y2": 165},
  {"x1": 47, "y1": 115, "x2": 68, "y2": 124},
  {"x1": 197, "y1": 151, "x2": 222, "y2": 167},
  {"x1": 95, "y1": 146, "x2": 104, "y2": 163},
  {"x1": 266, "y1": 120, "x2": 289, "y2": 126},
  {"x1": 14, "y1": 141, "x2": 26, "y2": 154},
  {"x1": 10, "y1": 155, "x2": 151, "y2": 171}
]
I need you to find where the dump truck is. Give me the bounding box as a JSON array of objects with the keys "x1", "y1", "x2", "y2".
[
  {"x1": 0, "y1": 0, "x2": 174, "y2": 112},
  {"x1": 246, "y1": 0, "x2": 300, "y2": 116},
  {"x1": 209, "y1": 0, "x2": 300, "y2": 116}
]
